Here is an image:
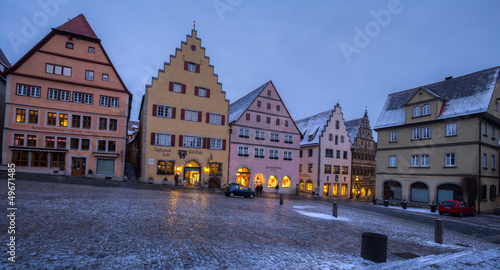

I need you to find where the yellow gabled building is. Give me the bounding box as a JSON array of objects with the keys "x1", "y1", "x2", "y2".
[{"x1": 138, "y1": 28, "x2": 229, "y2": 187}]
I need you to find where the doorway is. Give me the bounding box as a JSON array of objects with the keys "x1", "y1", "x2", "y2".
[
  {"x1": 71, "y1": 157, "x2": 86, "y2": 176},
  {"x1": 184, "y1": 160, "x2": 201, "y2": 186},
  {"x1": 324, "y1": 183, "x2": 330, "y2": 196}
]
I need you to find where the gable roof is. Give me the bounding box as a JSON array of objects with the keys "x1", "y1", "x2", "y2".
[
  {"x1": 345, "y1": 118, "x2": 363, "y2": 146},
  {"x1": 54, "y1": 14, "x2": 99, "y2": 40},
  {"x1": 375, "y1": 66, "x2": 500, "y2": 129},
  {"x1": 296, "y1": 109, "x2": 333, "y2": 147},
  {"x1": 228, "y1": 81, "x2": 269, "y2": 123}
]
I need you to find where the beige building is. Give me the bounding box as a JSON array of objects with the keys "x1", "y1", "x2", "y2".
[
  {"x1": 138, "y1": 28, "x2": 229, "y2": 187},
  {"x1": 375, "y1": 67, "x2": 500, "y2": 213}
]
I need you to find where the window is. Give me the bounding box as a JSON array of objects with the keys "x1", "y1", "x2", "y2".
[
  {"x1": 421, "y1": 154, "x2": 429, "y2": 167},
  {"x1": 257, "y1": 100, "x2": 262, "y2": 108},
  {"x1": 173, "y1": 82, "x2": 183, "y2": 93},
  {"x1": 48, "y1": 89, "x2": 58, "y2": 100},
  {"x1": 98, "y1": 140, "x2": 107, "y2": 151},
  {"x1": 82, "y1": 116, "x2": 92, "y2": 129},
  {"x1": 255, "y1": 130, "x2": 265, "y2": 140},
  {"x1": 308, "y1": 149, "x2": 313, "y2": 157},
  {"x1": 336, "y1": 150, "x2": 341, "y2": 158},
  {"x1": 30, "y1": 86, "x2": 40, "y2": 97},
  {"x1": 210, "y1": 138, "x2": 223, "y2": 150},
  {"x1": 343, "y1": 151, "x2": 348, "y2": 159},
  {"x1": 237, "y1": 146, "x2": 249, "y2": 157},
  {"x1": 57, "y1": 137, "x2": 67, "y2": 149},
  {"x1": 16, "y1": 84, "x2": 28, "y2": 95},
  {"x1": 46, "y1": 64, "x2": 71, "y2": 77},
  {"x1": 110, "y1": 97, "x2": 119, "y2": 107},
  {"x1": 81, "y1": 139, "x2": 90, "y2": 150},
  {"x1": 54, "y1": 65, "x2": 62, "y2": 75},
  {"x1": 31, "y1": 152, "x2": 48, "y2": 167},
  {"x1": 88, "y1": 47, "x2": 95, "y2": 53},
  {"x1": 413, "y1": 106, "x2": 421, "y2": 117},
  {"x1": 284, "y1": 134, "x2": 293, "y2": 144},
  {"x1": 267, "y1": 103, "x2": 271, "y2": 110},
  {"x1": 109, "y1": 119, "x2": 117, "y2": 131},
  {"x1": 445, "y1": 153, "x2": 456, "y2": 167},
  {"x1": 72, "y1": 115, "x2": 81, "y2": 128},
  {"x1": 276, "y1": 105, "x2": 281, "y2": 111},
  {"x1": 102, "y1": 74, "x2": 109, "y2": 81},
  {"x1": 492, "y1": 155, "x2": 496, "y2": 170},
  {"x1": 183, "y1": 135, "x2": 203, "y2": 148},
  {"x1": 285, "y1": 120, "x2": 289, "y2": 127},
  {"x1": 333, "y1": 166, "x2": 340, "y2": 174},
  {"x1": 28, "y1": 110, "x2": 38, "y2": 124},
  {"x1": 491, "y1": 185, "x2": 497, "y2": 201},
  {"x1": 308, "y1": 164, "x2": 313, "y2": 173},
  {"x1": 446, "y1": 123, "x2": 456, "y2": 136},
  {"x1": 71, "y1": 138, "x2": 79, "y2": 150},
  {"x1": 63, "y1": 67, "x2": 71, "y2": 76},
  {"x1": 184, "y1": 110, "x2": 199, "y2": 122},
  {"x1": 14, "y1": 134, "x2": 24, "y2": 146},
  {"x1": 335, "y1": 120, "x2": 340, "y2": 129},
  {"x1": 50, "y1": 153, "x2": 65, "y2": 169},
  {"x1": 282, "y1": 176, "x2": 291, "y2": 188},
  {"x1": 157, "y1": 160, "x2": 175, "y2": 175},
  {"x1": 210, "y1": 162, "x2": 222, "y2": 176},
  {"x1": 483, "y1": 153, "x2": 488, "y2": 168},
  {"x1": 99, "y1": 118, "x2": 108, "y2": 130},
  {"x1": 12, "y1": 151, "x2": 28, "y2": 166},
  {"x1": 209, "y1": 113, "x2": 222, "y2": 125},
  {"x1": 329, "y1": 134, "x2": 334, "y2": 141},
  {"x1": 410, "y1": 155, "x2": 420, "y2": 167},
  {"x1": 155, "y1": 133, "x2": 171, "y2": 146},
  {"x1": 187, "y1": 62, "x2": 196, "y2": 72},
  {"x1": 496, "y1": 101, "x2": 499, "y2": 112},
  {"x1": 66, "y1": 42, "x2": 73, "y2": 49},
  {"x1": 100, "y1": 96, "x2": 109, "y2": 106},
  {"x1": 267, "y1": 89, "x2": 272, "y2": 97},
  {"x1": 300, "y1": 150, "x2": 303, "y2": 158},
  {"x1": 341, "y1": 166, "x2": 349, "y2": 174},
  {"x1": 389, "y1": 156, "x2": 397, "y2": 167},
  {"x1": 270, "y1": 132, "x2": 280, "y2": 142},
  {"x1": 390, "y1": 131, "x2": 398, "y2": 142},
  {"x1": 60, "y1": 90, "x2": 70, "y2": 101},
  {"x1": 269, "y1": 149, "x2": 279, "y2": 160},
  {"x1": 266, "y1": 117, "x2": 271, "y2": 124},
  {"x1": 335, "y1": 135, "x2": 338, "y2": 145},
  {"x1": 197, "y1": 87, "x2": 207, "y2": 97},
  {"x1": 73, "y1": 92, "x2": 82, "y2": 103},
  {"x1": 422, "y1": 104, "x2": 430, "y2": 115},
  {"x1": 276, "y1": 118, "x2": 280, "y2": 126},
  {"x1": 45, "y1": 137, "x2": 55, "y2": 148},
  {"x1": 422, "y1": 127, "x2": 431, "y2": 139},
  {"x1": 85, "y1": 70, "x2": 94, "y2": 81},
  {"x1": 254, "y1": 147, "x2": 265, "y2": 158},
  {"x1": 239, "y1": 128, "x2": 250, "y2": 138},
  {"x1": 299, "y1": 164, "x2": 302, "y2": 173},
  {"x1": 47, "y1": 112, "x2": 57, "y2": 125},
  {"x1": 84, "y1": 94, "x2": 93, "y2": 104},
  {"x1": 340, "y1": 135, "x2": 345, "y2": 143},
  {"x1": 411, "y1": 128, "x2": 420, "y2": 140},
  {"x1": 157, "y1": 105, "x2": 173, "y2": 119},
  {"x1": 482, "y1": 122, "x2": 488, "y2": 136},
  {"x1": 325, "y1": 165, "x2": 332, "y2": 174},
  {"x1": 58, "y1": 113, "x2": 68, "y2": 127},
  {"x1": 325, "y1": 149, "x2": 333, "y2": 157},
  {"x1": 283, "y1": 151, "x2": 293, "y2": 161},
  {"x1": 108, "y1": 141, "x2": 116, "y2": 152},
  {"x1": 96, "y1": 159, "x2": 115, "y2": 174},
  {"x1": 45, "y1": 64, "x2": 54, "y2": 74}
]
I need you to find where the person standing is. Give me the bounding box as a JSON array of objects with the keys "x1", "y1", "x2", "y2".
[{"x1": 174, "y1": 173, "x2": 179, "y2": 186}]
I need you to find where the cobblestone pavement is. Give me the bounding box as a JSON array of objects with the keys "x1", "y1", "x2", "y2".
[{"x1": 1, "y1": 179, "x2": 499, "y2": 269}]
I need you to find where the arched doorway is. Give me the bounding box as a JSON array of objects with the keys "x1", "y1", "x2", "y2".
[
  {"x1": 383, "y1": 180, "x2": 402, "y2": 200},
  {"x1": 254, "y1": 174, "x2": 264, "y2": 189},
  {"x1": 282, "y1": 176, "x2": 291, "y2": 188},
  {"x1": 268, "y1": 175, "x2": 278, "y2": 188},
  {"x1": 411, "y1": 182, "x2": 428, "y2": 203},
  {"x1": 306, "y1": 180, "x2": 313, "y2": 191},
  {"x1": 437, "y1": 183, "x2": 463, "y2": 204},
  {"x1": 360, "y1": 187, "x2": 366, "y2": 197},
  {"x1": 208, "y1": 177, "x2": 221, "y2": 188},
  {"x1": 184, "y1": 160, "x2": 201, "y2": 186},
  {"x1": 236, "y1": 167, "x2": 250, "y2": 187},
  {"x1": 299, "y1": 179, "x2": 304, "y2": 190}
]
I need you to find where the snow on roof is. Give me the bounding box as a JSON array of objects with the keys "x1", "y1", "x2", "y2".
[
  {"x1": 0, "y1": 48, "x2": 11, "y2": 69},
  {"x1": 345, "y1": 118, "x2": 363, "y2": 146},
  {"x1": 228, "y1": 81, "x2": 269, "y2": 123},
  {"x1": 296, "y1": 109, "x2": 333, "y2": 147},
  {"x1": 375, "y1": 67, "x2": 500, "y2": 129}
]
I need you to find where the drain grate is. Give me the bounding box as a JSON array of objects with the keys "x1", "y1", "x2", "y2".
[{"x1": 392, "y1": 252, "x2": 420, "y2": 259}]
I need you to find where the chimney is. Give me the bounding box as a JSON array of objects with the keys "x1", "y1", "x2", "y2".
[{"x1": 445, "y1": 76, "x2": 453, "y2": 81}]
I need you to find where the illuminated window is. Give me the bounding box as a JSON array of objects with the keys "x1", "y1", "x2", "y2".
[
  {"x1": 45, "y1": 137, "x2": 55, "y2": 148},
  {"x1": 308, "y1": 163, "x2": 313, "y2": 173},
  {"x1": 59, "y1": 113, "x2": 68, "y2": 127},
  {"x1": 14, "y1": 134, "x2": 24, "y2": 146},
  {"x1": 16, "y1": 109, "x2": 26, "y2": 123},
  {"x1": 306, "y1": 180, "x2": 313, "y2": 191},
  {"x1": 299, "y1": 179, "x2": 304, "y2": 190},
  {"x1": 282, "y1": 176, "x2": 291, "y2": 188},
  {"x1": 268, "y1": 175, "x2": 277, "y2": 188},
  {"x1": 28, "y1": 110, "x2": 38, "y2": 124},
  {"x1": 254, "y1": 174, "x2": 263, "y2": 189},
  {"x1": 332, "y1": 184, "x2": 338, "y2": 196},
  {"x1": 236, "y1": 167, "x2": 250, "y2": 187},
  {"x1": 157, "y1": 160, "x2": 175, "y2": 175},
  {"x1": 341, "y1": 184, "x2": 347, "y2": 196},
  {"x1": 27, "y1": 135, "x2": 37, "y2": 147},
  {"x1": 210, "y1": 162, "x2": 222, "y2": 176},
  {"x1": 47, "y1": 112, "x2": 57, "y2": 126},
  {"x1": 57, "y1": 137, "x2": 67, "y2": 149}
]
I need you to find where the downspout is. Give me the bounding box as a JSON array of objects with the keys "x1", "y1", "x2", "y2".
[
  {"x1": 478, "y1": 118, "x2": 483, "y2": 214},
  {"x1": 317, "y1": 142, "x2": 321, "y2": 196},
  {"x1": 227, "y1": 122, "x2": 232, "y2": 187}
]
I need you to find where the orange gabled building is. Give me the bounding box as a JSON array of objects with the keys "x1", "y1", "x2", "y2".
[{"x1": 2, "y1": 14, "x2": 132, "y2": 179}]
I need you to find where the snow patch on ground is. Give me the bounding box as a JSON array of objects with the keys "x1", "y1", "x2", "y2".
[{"x1": 294, "y1": 209, "x2": 350, "y2": 221}]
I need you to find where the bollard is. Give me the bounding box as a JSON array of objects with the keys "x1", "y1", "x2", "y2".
[
  {"x1": 435, "y1": 219, "x2": 443, "y2": 244},
  {"x1": 361, "y1": 232, "x2": 387, "y2": 263},
  {"x1": 332, "y1": 202, "x2": 338, "y2": 218},
  {"x1": 279, "y1": 194, "x2": 283, "y2": 205}
]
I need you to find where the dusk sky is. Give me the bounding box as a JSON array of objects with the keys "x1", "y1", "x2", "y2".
[{"x1": 1, "y1": 0, "x2": 499, "y2": 139}]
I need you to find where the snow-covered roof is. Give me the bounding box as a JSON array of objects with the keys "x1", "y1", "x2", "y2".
[
  {"x1": 345, "y1": 118, "x2": 362, "y2": 146},
  {"x1": 228, "y1": 81, "x2": 269, "y2": 123},
  {"x1": 296, "y1": 109, "x2": 333, "y2": 147},
  {"x1": 375, "y1": 67, "x2": 500, "y2": 129}
]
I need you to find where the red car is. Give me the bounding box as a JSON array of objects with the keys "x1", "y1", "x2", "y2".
[{"x1": 438, "y1": 200, "x2": 476, "y2": 217}]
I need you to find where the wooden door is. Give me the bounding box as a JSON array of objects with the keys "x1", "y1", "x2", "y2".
[{"x1": 71, "y1": 158, "x2": 86, "y2": 176}]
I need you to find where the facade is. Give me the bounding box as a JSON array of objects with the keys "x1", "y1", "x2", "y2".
[
  {"x1": 345, "y1": 111, "x2": 376, "y2": 200},
  {"x1": 228, "y1": 81, "x2": 301, "y2": 194},
  {"x1": 125, "y1": 121, "x2": 140, "y2": 166},
  {"x1": 0, "y1": 48, "x2": 11, "y2": 164},
  {"x1": 138, "y1": 29, "x2": 229, "y2": 187},
  {"x1": 296, "y1": 104, "x2": 352, "y2": 197},
  {"x1": 2, "y1": 14, "x2": 132, "y2": 179},
  {"x1": 374, "y1": 67, "x2": 500, "y2": 213}
]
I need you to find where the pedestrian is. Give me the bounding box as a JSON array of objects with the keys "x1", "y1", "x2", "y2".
[
  {"x1": 275, "y1": 184, "x2": 279, "y2": 193},
  {"x1": 174, "y1": 173, "x2": 179, "y2": 186},
  {"x1": 259, "y1": 184, "x2": 263, "y2": 196}
]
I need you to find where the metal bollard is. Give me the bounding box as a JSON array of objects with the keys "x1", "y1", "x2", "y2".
[
  {"x1": 280, "y1": 194, "x2": 283, "y2": 205},
  {"x1": 332, "y1": 202, "x2": 338, "y2": 218},
  {"x1": 435, "y1": 219, "x2": 443, "y2": 244}
]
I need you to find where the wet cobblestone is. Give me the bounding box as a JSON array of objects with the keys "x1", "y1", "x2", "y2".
[{"x1": 0, "y1": 179, "x2": 498, "y2": 269}]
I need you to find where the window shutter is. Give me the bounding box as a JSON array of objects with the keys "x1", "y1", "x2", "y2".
[
  {"x1": 182, "y1": 84, "x2": 186, "y2": 94},
  {"x1": 206, "y1": 112, "x2": 210, "y2": 123},
  {"x1": 198, "y1": 111, "x2": 202, "y2": 122},
  {"x1": 222, "y1": 139, "x2": 226, "y2": 150},
  {"x1": 194, "y1": 86, "x2": 199, "y2": 96},
  {"x1": 171, "y1": 135, "x2": 175, "y2": 147},
  {"x1": 202, "y1": 137, "x2": 207, "y2": 149},
  {"x1": 207, "y1": 138, "x2": 211, "y2": 149},
  {"x1": 221, "y1": 115, "x2": 225, "y2": 125},
  {"x1": 169, "y1": 81, "x2": 174, "y2": 91},
  {"x1": 179, "y1": 135, "x2": 183, "y2": 147},
  {"x1": 184, "y1": 61, "x2": 188, "y2": 70},
  {"x1": 206, "y1": 89, "x2": 210, "y2": 98},
  {"x1": 152, "y1": 104, "x2": 157, "y2": 116},
  {"x1": 172, "y1": 107, "x2": 176, "y2": 119},
  {"x1": 196, "y1": 64, "x2": 200, "y2": 73},
  {"x1": 181, "y1": 109, "x2": 185, "y2": 120},
  {"x1": 151, "y1": 132, "x2": 156, "y2": 145}
]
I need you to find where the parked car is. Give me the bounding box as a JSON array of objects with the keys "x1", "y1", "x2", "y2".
[
  {"x1": 438, "y1": 200, "x2": 476, "y2": 217},
  {"x1": 224, "y1": 183, "x2": 255, "y2": 199}
]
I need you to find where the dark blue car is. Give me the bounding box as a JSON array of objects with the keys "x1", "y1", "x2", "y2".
[{"x1": 224, "y1": 183, "x2": 255, "y2": 199}]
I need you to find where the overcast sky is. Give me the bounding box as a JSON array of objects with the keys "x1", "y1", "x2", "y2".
[{"x1": 1, "y1": 0, "x2": 499, "y2": 140}]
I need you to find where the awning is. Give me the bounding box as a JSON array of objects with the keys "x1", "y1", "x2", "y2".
[
  {"x1": 93, "y1": 152, "x2": 119, "y2": 158},
  {"x1": 9, "y1": 146, "x2": 68, "y2": 153}
]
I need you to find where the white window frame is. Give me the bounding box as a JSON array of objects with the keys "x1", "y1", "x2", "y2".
[
  {"x1": 100, "y1": 96, "x2": 109, "y2": 107},
  {"x1": 411, "y1": 128, "x2": 421, "y2": 140},
  {"x1": 73, "y1": 92, "x2": 83, "y2": 103},
  {"x1": 269, "y1": 149, "x2": 279, "y2": 160},
  {"x1": 110, "y1": 97, "x2": 119, "y2": 108},
  {"x1": 422, "y1": 104, "x2": 430, "y2": 115},
  {"x1": 157, "y1": 105, "x2": 173, "y2": 119},
  {"x1": 16, "y1": 84, "x2": 28, "y2": 95},
  {"x1": 48, "y1": 89, "x2": 58, "y2": 100},
  {"x1": 60, "y1": 90, "x2": 70, "y2": 101},
  {"x1": 410, "y1": 155, "x2": 420, "y2": 167},
  {"x1": 238, "y1": 146, "x2": 249, "y2": 156},
  {"x1": 183, "y1": 135, "x2": 203, "y2": 148},
  {"x1": 187, "y1": 62, "x2": 196, "y2": 72},
  {"x1": 239, "y1": 128, "x2": 250, "y2": 138},
  {"x1": 390, "y1": 131, "x2": 398, "y2": 142},
  {"x1": 198, "y1": 87, "x2": 207, "y2": 97},
  {"x1": 210, "y1": 138, "x2": 223, "y2": 150},
  {"x1": 29, "y1": 86, "x2": 40, "y2": 97},
  {"x1": 255, "y1": 130, "x2": 265, "y2": 140},
  {"x1": 422, "y1": 126, "x2": 431, "y2": 139},
  {"x1": 284, "y1": 151, "x2": 293, "y2": 160},
  {"x1": 483, "y1": 153, "x2": 488, "y2": 168},
  {"x1": 184, "y1": 109, "x2": 199, "y2": 122},
  {"x1": 63, "y1": 67, "x2": 71, "y2": 77},
  {"x1": 173, "y1": 82, "x2": 182, "y2": 93},
  {"x1": 284, "y1": 134, "x2": 293, "y2": 144},
  {"x1": 446, "y1": 123, "x2": 456, "y2": 136},
  {"x1": 413, "y1": 106, "x2": 421, "y2": 117},
  {"x1": 389, "y1": 156, "x2": 397, "y2": 167},
  {"x1": 209, "y1": 113, "x2": 222, "y2": 125},
  {"x1": 83, "y1": 94, "x2": 93, "y2": 104},
  {"x1": 85, "y1": 70, "x2": 94, "y2": 81},
  {"x1": 445, "y1": 153, "x2": 456, "y2": 167},
  {"x1": 254, "y1": 147, "x2": 265, "y2": 158},
  {"x1": 155, "y1": 133, "x2": 171, "y2": 146},
  {"x1": 270, "y1": 132, "x2": 280, "y2": 142},
  {"x1": 421, "y1": 154, "x2": 429, "y2": 167}
]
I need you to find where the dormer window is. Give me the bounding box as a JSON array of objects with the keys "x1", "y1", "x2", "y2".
[
  {"x1": 88, "y1": 47, "x2": 95, "y2": 53},
  {"x1": 422, "y1": 104, "x2": 431, "y2": 116},
  {"x1": 66, "y1": 42, "x2": 73, "y2": 49},
  {"x1": 413, "y1": 106, "x2": 421, "y2": 117}
]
